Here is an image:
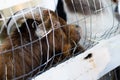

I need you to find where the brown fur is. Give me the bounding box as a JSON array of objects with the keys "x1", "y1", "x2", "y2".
[
  {"x1": 0, "y1": 27, "x2": 7, "y2": 42},
  {"x1": 0, "y1": 10, "x2": 84, "y2": 79},
  {"x1": 0, "y1": 13, "x2": 8, "y2": 42}
]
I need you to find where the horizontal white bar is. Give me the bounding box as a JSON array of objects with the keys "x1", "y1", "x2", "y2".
[{"x1": 32, "y1": 35, "x2": 120, "y2": 80}]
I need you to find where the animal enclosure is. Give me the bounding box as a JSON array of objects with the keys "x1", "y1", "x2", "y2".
[{"x1": 0, "y1": 0, "x2": 120, "y2": 80}]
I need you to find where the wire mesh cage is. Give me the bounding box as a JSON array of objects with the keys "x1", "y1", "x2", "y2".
[
  {"x1": 0, "y1": 2, "x2": 85, "y2": 80},
  {"x1": 0, "y1": 0, "x2": 120, "y2": 80}
]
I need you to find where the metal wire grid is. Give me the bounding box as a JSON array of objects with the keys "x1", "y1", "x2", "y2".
[
  {"x1": 0, "y1": 5, "x2": 85, "y2": 79},
  {"x1": 55, "y1": 0, "x2": 120, "y2": 80},
  {"x1": 0, "y1": 0, "x2": 120, "y2": 80},
  {"x1": 57, "y1": 0, "x2": 120, "y2": 48}
]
